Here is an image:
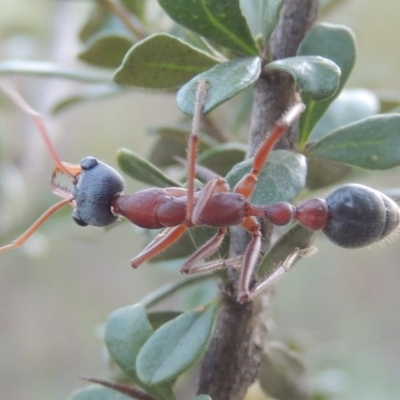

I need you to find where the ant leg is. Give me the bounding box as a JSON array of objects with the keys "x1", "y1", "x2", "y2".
[
  {"x1": 245, "y1": 247, "x2": 316, "y2": 301},
  {"x1": 237, "y1": 217, "x2": 262, "y2": 303},
  {"x1": 130, "y1": 225, "x2": 187, "y2": 268},
  {"x1": 234, "y1": 101, "x2": 305, "y2": 199},
  {"x1": 0, "y1": 198, "x2": 73, "y2": 254},
  {"x1": 191, "y1": 177, "x2": 230, "y2": 225},
  {"x1": 182, "y1": 254, "x2": 244, "y2": 275},
  {"x1": 180, "y1": 227, "x2": 227, "y2": 273},
  {"x1": 185, "y1": 79, "x2": 209, "y2": 224}
]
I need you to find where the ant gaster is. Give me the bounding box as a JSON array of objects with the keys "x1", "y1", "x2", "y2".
[{"x1": 1, "y1": 81, "x2": 399, "y2": 302}]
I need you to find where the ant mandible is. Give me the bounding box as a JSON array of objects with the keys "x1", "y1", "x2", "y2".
[{"x1": 0, "y1": 81, "x2": 399, "y2": 303}]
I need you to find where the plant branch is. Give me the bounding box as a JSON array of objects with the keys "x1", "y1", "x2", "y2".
[{"x1": 197, "y1": 1, "x2": 320, "y2": 399}]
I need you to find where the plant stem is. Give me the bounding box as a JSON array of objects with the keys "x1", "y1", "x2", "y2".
[{"x1": 197, "y1": 1, "x2": 319, "y2": 399}]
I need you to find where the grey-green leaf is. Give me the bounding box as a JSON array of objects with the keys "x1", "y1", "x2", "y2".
[
  {"x1": 148, "y1": 126, "x2": 211, "y2": 167},
  {"x1": 265, "y1": 55, "x2": 340, "y2": 101},
  {"x1": 68, "y1": 385, "x2": 133, "y2": 400},
  {"x1": 158, "y1": 0, "x2": 259, "y2": 56},
  {"x1": 79, "y1": 34, "x2": 133, "y2": 68},
  {"x1": 117, "y1": 148, "x2": 181, "y2": 187},
  {"x1": 177, "y1": 57, "x2": 262, "y2": 115},
  {"x1": 226, "y1": 150, "x2": 307, "y2": 206},
  {"x1": 297, "y1": 23, "x2": 356, "y2": 147},
  {"x1": 114, "y1": 34, "x2": 219, "y2": 89},
  {"x1": 259, "y1": 342, "x2": 311, "y2": 400},
  {"x1": 147, "y1": 310, "x2": 183, "y2": 331},
  {"x1": 310, "y1": 89, "x2": 379, "y2": 141},
  {"x1": 0, "y1": 60, "x2": 110, "y2": 83},
  {"x1": 105, "y1": 304, "x2": 176, "y2": 400},
  {"x1": 136, "y1": 302, "x2": 218, "y2": 384},
  {"x1": 197, "y1": 143, "x2": 247, "y2": 176},
  {"x1": 305, "y1": 114, "x2": 400, "y2": 170},
  {"x1": 258, "y1": 223, "x2": 315, "y2": 277},
  {"x1": 262, "y1": 0, "x2": 285, "y2": 46},
  {"x1": 51, "y1": 86, "x2": 123, "y2": 114}
]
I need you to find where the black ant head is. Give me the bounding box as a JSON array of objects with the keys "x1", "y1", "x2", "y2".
[{"x1": 72, "y1": 157, "x2": 125, "y2": 227}]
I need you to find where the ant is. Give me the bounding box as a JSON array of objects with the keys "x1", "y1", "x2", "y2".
[{"x1": 0, "y1": 81, "x2": 399, "y2": 302}]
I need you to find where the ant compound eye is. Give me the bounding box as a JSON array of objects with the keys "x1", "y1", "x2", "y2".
[
  {"x1": 73, "y1": 160, "x2": 125, "y2": 227},
  {"x1": 73, "y1": 215, "x2": 88, "y2": 227},
  {"x1": 323, "y1": 184, "x2": 400, "y2": 248},
  {"x1": 81, "y1": 157, "x2": 98, "y2": 171}
]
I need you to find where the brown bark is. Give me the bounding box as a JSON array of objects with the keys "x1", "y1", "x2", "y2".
[{"x1": 197, "y1": 1, "x2": 320, "y2": 399}]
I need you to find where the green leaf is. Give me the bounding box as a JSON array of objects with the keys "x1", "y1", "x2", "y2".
[
  {"x1": 262, "y1": 0, "x2": 285, "y2": 46},
  {"x1": 265, "y1": 55, "x2": 340, "y2": 101},
  {"x1": 148, "y1": 126, "x2": 212, "y2": 167},
  {"x1": 79, "y1": 2, "x2": 112, "y2": 42},
  {"x1": 79, "y1": 34, "x2": 133, "y2": 68},
  {"x1": 114, "y1": 34, "x2": 219, "y2": 89},
  {"x1": 147, "y1": 310, "x2": 183, "y2": 331},
  {"x1": 226, "y1": 150, "x2": 307, "y2": 206},
  {"x1": 121, "y1": 0, "x2": 146, "y2": 19},
  {"x1": 297, "y1": 23, "x2": 356, "y2": 147},
  {"x1": 0, "y1": 60, "x2": 110, "y2": 83},
  {"x1": 136, "y1": 302, "x2": 218, "y2": 384},
  {"x1": 305, "y1": 158, "x2": 352, "y2": 190},
  {"x1": 258, "y1": 223, "x2": 315, "y2": 277},
  {"x1": 259, "y1": 342, "x2": 311, "y2": 400},
  {"x1": 68, "y1": 385, "x2": 133, "y2": 400},
  {"x1": 309, "y1": 89, "x2": 379, "y2": 141},
  {"x1": 197, "y1": 143, "x2": 247, "y2": 176},
  {"x1": 177, "y1": 57, "x2": 262, "y2": 115},
  {"x1": 305, "y1": 114, "x2": 400, "y2": 170},
  {"x1": 158, "y1": 0, "x2": 259, "y2": 56},
  {"x1": 51, "y1": 86, "x2": 123, "y2": 114},
  {"x1": 105, "y1": 304, "x2": 176, "y2": 400},
  {"x1": 117, "y1": 148, "x2": 181, "y2": 187},
  {"x1": 150, "y1": 231, "x2": 197, "y2": 262}
]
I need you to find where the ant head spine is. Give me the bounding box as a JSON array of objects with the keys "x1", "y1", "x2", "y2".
[{"x1": 72, "y1": 157, "x2": 125, "y2": 227}]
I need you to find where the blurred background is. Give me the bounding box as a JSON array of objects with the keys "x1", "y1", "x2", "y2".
[{"x1": 0, "y1": 1, "x2": 400, "y2": 399}]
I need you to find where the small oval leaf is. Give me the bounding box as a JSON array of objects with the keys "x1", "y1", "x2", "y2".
[
  {"x1": 117, "y1": 148, "x2": 181, "y2": 187},
  {"x1": 265, "y1": 55, "x2": 341, "y2": 101},
  {"x1": 147, "y1": 310, "x2": 183, "y2": 331},
  {"x1": 79, "y1": 34, "x2": 133, "y2": 68},
  {"x1": 297, "y1": 23, "x2": 356, "y2": 147},
  {"x1": 105, "y1": 304, "x2": 176, "y2": 400},
  {"x1": 226, "y1": 150, "x2": 307, "y2": 205},
  {"x1": 305, "y1": 114, "x2": 400, "y2": 170},
  {"x1": 136, "y1": 302, "x2": 218, "y2": 384},
  {"x1": 258, "y1": 223, "x2": 315, "y2": 277},
  {"x1": 310, "y1": 89, "x2": 379, "y2": 141},
  {"x1": 262, "y1": 0, "x2": 285, "y2": 46},
  {"x1": 259, "y1": 342, "x2": 311, "y2": 400},
  {"x1": 52, "y1": 86, "x2": 123, "y2": 114},
  {"x1": 114, "y1": 34, "x2": 219, "y2": 89},
  {"x1": 158, "y1": 0, "x2": 259, "y2": 56},
  {"x1": 197, "y1": 143, "x2": 247, "y2": 176},
  {"x1": 68, "y1": 385, "x2": 133, "y2": 400},
  {"x1": 0, "y1": 60, "x2": 110, "y2": 83},
  {"x1": 177, "y1": 57, "x2": 262, "y2": 115},
  {"x1": 148, "y1": 127, "x2": 211, "y2": 167},
  {"x1": 306, "y1": 158, "x2": 352, "y2": 190}
]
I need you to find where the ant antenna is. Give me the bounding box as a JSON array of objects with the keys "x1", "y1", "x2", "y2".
[
  {"x1": 0, "y1": 198, "x2": 73, "y2": 254},
  {"x1": 0, "y1": 82, "x2": 78, "y2": 254},
  {"x1": 0, "y1": 81, "x2": 76, "y2": 178}
]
